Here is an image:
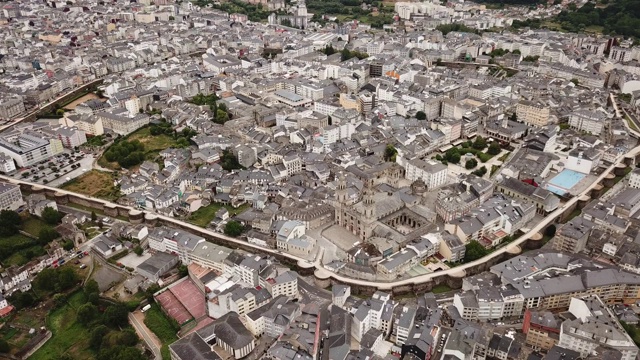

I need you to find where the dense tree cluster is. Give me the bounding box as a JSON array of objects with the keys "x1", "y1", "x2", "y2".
[
  {"x1": 220, "y1": 149, "x2": 243, "y2": 171},
  {"x1": 0, "y1": 210, "x2": 21, "y2": 237},
  {"x1": 104, "y1": 140, "x2": 146, "y2": 168},
  {"x1": 555, "y1": 1, "x2": 640, "y2": 38},
  {"x1": 341, "y1": 48, "x2": 369, "y2": 62},
  {"x1": 464, "y1": 241, "x2": 490, "y2": 263},
  {"x1": 42, "y1": 206, "x2": 64, "y2": 225},
  {"x1": 224, "y1": 221, "x2": 244, "y2": 237},
  {"x1": 383, "y1": 144, "x2": 398, "y2": 162},
  {"x1": 436, "y1": 23, "x2": 481, "y2": 35}
]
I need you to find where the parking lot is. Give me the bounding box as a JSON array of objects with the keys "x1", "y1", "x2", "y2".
[{"x1": 15, "y1": 149, "x2": 94, "y2": 185}]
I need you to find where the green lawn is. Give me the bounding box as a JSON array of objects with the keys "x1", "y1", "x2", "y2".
[
  {"x1": 144, "y1": 304, "x2": 178, "y2": 360},
  {"x1": 22, "y1": 217, "x2": 54, "y2": 237},
  {"x1": 187, "y1": 203, "x2": 250, "y2": 227},
  {"x1": 625, "y1": 115, "x2": 639, "y2": 132},
  {"x1": 431, "y1": 284, "x2": 453, "y2": 294},
  {"x1": 99, "y1": 127, "x2": 179, "y2": 171},
  {"x1": 4, "y1": 245, "x2": 47, "y2": 266},
  {"x1": 29, "y1": 291, "x2": 94, "y2": 360}
]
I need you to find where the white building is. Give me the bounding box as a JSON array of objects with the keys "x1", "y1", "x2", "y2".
[
  {"x1": 568, "y1": 110, "x2": 606, "y2": 135},
  {"x1": 0, "y1": 154, "x2": 15, "y2": 173},
  {"x1": 0, "y1": 133, "x2": 54, "y2": 167},
  {"x1": 0, "y1": 182, "x2": 24, "y2": 211},
  {"x1": 402, "y1": 158, "x2": 448, "y2": 189}
]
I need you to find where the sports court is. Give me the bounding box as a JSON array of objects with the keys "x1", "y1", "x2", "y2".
[
  {"x1": 545, "y1": 169, "x2": 587, "y2": 195},
  {"x1": 156, "y1": 290, "x2": 193, "y2": 324},
  {"x1": 169, "y1": 278, "x2": 207, "y2": 319}
]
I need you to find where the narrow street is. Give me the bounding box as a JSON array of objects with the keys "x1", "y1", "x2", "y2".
[{"x1": 129, "y1": 311, "x2": 162, "y2": 360}]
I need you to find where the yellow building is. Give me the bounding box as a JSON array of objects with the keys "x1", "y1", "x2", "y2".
[{"x1": 516, "y1": 100, "x2": 550, "y2": 127}]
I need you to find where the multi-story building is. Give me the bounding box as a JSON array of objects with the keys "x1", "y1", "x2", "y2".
[
  {"x1": 491, "y1": 251, "x2": 640, "y2": 311},
  {"x1": 402, "y1": 158, "x2": 448, "y2": 190},
  {"x1": 551, "y1": 216, "x2": 594, "y2": 253},
  {"x1": 568, "y1": 110, "x2": 607, "y2": 135},
  {"x1": 56, "y1": 127, "x2": 87, "y2": 148},
  {"x1": 0, "y1": 154, "x2": 16, "y2": 173},
  {"x1": 496, "y1": 176, "x2": 560, "y2": 214},
  {"x1": 96, "y1": 109, "x2": 150, "y2": 136},
  {"x1": 453, "y1": 285, "x2": 524, "y2": 322},
  {"x1": 0, "y1": 133, "x2": 53, "y2": 167},
  {"x1": 558, "y1": 296, "x2": 638, "y2": 360},
  {"x1": 265, "y1": 271, "x2": 298, "y2": 299},
  {"x1": 0, "y1": 96, "x2": 26, "y2": 120},
  {"x1": 522, "y1": 310, "x2": 560, "y2": 351},
  {"x1": 436, "y1": 174, "x2": 494, "y2": 222},
  {"x1": 516, "y1": 100, "x2": 550, "y2": 127},
  {"x1": 0, "y1": 182, "x2": 23, "y2": 211},
  {"x1": 629, "y1": 168, "x2": 640, "y2": 189}
]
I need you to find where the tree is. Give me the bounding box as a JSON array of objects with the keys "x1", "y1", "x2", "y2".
[
  {"x1": 34, "y1": 268, "x2": 56, "y2": 291},
  {"x1": 90, "y1": 325, "x2": 109, "y2": 350},
  {"x1": 38, "y1": 228, "x2": 59, "y2": 245},
  {"x1": 464, "y1": 240, "x2": 489, "y2": 263},
  {"x1": 41, "y1": 206, "x2": 63, "y2": 225},
  {"x1": 58, "y1": 267, "x2": 79, "y2": 290},
  {"x1": 53, "y1": 293, "x2": 67, "y2": 308},
  {"x1": 0, "y1": 210, "x2": 21, "y2": 237},
  {"x1": 133, "y1": 246, "x2": 143, "y2": 256},
  {"x1": 544, "y1": 224, "x2": 556, "y2": 238},
  {"x1": 103, "y1": 304, "x2": 129, "y2": 328},
  {"x1": 85, "y1": 279, "x2": 99, "y2": 294},
  {"x1": 220, "y1": 149, "x2": 243, "y2": 171},
  {"x1": 8, "y1": 292, "x2": 36, "y2": 310},
  {"x1": 570, "y1": 78, "x2": 579, "y2": 86},
  {"x1": 224, "y1": 221, "x2": 244, "y2": 237},
  {"x1": 487, "y1": 142, "x2": 501, "y2": 155},
  {"x1": 178, "y1": 264, "x2": 188, "y2": 277},
  {"x1": 214, "y1": 109, "x2": 229, "y2": 124},
  {"x1": 472, "y1": 136, "x2": 487, "y2": 150},
  {"x1": 416, "y1": 111, "x2": 427, "y2": 120},
  {"x1": 62, "y1": 240, "x2": 74, "y2": 251},
  {"x1": 91, "y1": 211, "x2": 97, "y2": 222},
  {"x1": 383, "y1": 144, "x2": 398, "y2": 162},
  {"x1": 56, "y1": 109, "x2": 65, "y2": 116},
  {"x1": 465, "y1": 158, "x2": 478, "y2": 169},
  {"x1": 0, "y1": 339, "x2": 9, "y2": 353},
  {"x1": 77, "y1": 303, "x2": 98, "y2": 325},
  {"x1": 472, "y1": 166, "x2": 488, "y2": 177}
]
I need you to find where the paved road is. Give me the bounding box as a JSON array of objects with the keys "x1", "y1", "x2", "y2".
[
  {"x1": 129, "y1": 311, "x2": 162, "y2": 360},
  {"x1": 3, "y1": 144, "x2": 639, "y2": 289}
]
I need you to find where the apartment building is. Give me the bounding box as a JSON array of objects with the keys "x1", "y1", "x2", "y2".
[
  {"x1": 516, "y1": 100, "x2": 550, "y2": 127},
  {"x1": 0, "y1": 182, "x2": 23, "y2": 211},
  {"x1": 403, "y1": 158, "x2": 448, "y2": 190},
  {"x1": 558, "y1": 296, "x2": 638, "y2": 360},
  {"x1": 551, "y1": 216, "x2": 594, "y2": 254},
  {"x1": 568, "y1": 110, "x2": 606, "y2": 135},
  {"x1": 522, "y1": 310, "x2": 560, "y2": 351},
  {"x1": 0, "y1": 96, "x2": 26, "y2": 120},
  {"x1": 264, "y1": 271, "x2": 298, "y2": 299}
]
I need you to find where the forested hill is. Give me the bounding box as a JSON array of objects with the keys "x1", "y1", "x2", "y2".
[{"x1": 554, "y1": 0, "x2": 640, "y2": 38}]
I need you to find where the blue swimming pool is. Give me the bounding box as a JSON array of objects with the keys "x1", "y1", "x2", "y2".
[{"x1": 545, "y1": 169, "x2": 586, "y2": 195}]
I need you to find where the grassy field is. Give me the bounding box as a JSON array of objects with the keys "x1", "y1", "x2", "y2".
[
  {"x1": 22, "y1": 217, "x2": 54, "y2": 237},
  {"x1": 30, "y1": 291, "x2": 94, "y2": 360},
  {"x1": 98, "y1": 127, "x2": 179, "y2": 170},
  {"x1": 144, "y1": 304, "x2": 178, "y2": 360},
  {"x1": 61, "y1": 170, "x2": 120, "y2": 201},
  {"x1": 0, "y1": 233, "x2": 44, "y2": 266},
  {"x1": 187, "y1": 203, "x2": 250, "y2": 227},
  {"x1": 431, "y1": 284, "x2": 453, "y2": 294}
]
